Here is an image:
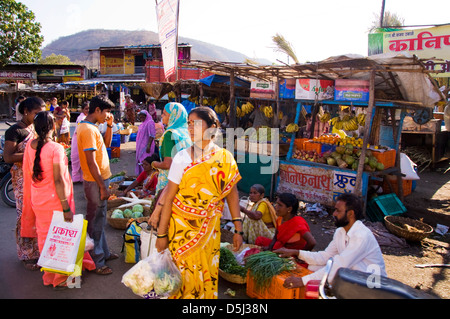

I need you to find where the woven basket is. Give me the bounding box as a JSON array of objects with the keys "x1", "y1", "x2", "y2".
[
  {"x1": 107, "y1": 198, "x2": 128, "y2": 210},
  {"x1": 219, "y1": 269, "x2": 247, "y2": 284},
  {"x1": 219, "y1": 244, "x2": 260, "y2": 284},
  {"x1": 220, "y1": 228, "x2": 235, "y2": 244},
  {"x1": 107, "y1": 206, "x2": 151, "y2": 230},
  {"x1": 384, "y1": 215, "x2": 433, "y2": 242}
]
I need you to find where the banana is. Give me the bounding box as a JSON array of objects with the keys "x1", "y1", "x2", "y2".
[{"x1": 286, "y1": 123, "x2": 299, "y2": 133}]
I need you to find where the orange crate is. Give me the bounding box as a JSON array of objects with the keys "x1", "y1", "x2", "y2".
[
  {"x1": 294, "y1": 138, "x2": 308, "y2": 150},
  {"x1": 246, "y1": 265, "x2": 312, "y2": 299},
  {"x1": 371, "y1": 149, "x2": 396, "y2": 169},
  {"x1": 383, "y1": 177, "x2": 412, "y2": 197},
  {"x1": 111, "y1": 146, "x2": 120, "y2": 158},
  {"x1": 303, "y1": 141, "x2": 322, "y2": 154}
]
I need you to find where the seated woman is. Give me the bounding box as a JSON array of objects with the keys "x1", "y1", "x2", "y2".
[
  {"x1": 256, "y1": 193, "x2": 316, "y2": 251},
  {"x1": 121, "y1": 153, "x2": 160, "y2": 198},
  {"x1": 241, "y1": 184, "x2": 278, "y2": 244}
]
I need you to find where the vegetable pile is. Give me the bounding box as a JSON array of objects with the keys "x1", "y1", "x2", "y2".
[
  {"x1": 245, "y1": 251, "x2": 296, "y2": 289},
  {"x1": 219, "y1": 247, "x2": 247, "y2": 277},
  {"x1": 111, "y1": 204, "x2": 145, "y2": 219}
]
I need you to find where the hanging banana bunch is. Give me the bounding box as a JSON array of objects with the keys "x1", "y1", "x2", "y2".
[
  {"x1": 356, "y1": 113, "x2": 366, "y2": 126},
  {"x1": 168, "y1": 91, "x2": 176, "y2": 99},
  {"x1": 263, "y1": 105, "x2": 274, "y2": 118},
  {"x1": 319, "y1": 111, "x2": 331, "y2": 123},
  {"x1": 286, "y1": 123, "x2": 299, "y2": 133},
  {"x1": 241, "y1": 101, "x2": 255, "y2": 116}
]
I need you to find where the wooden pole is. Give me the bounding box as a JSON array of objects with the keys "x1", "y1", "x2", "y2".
[
  {"x1": 274, "y1": 74, "x2": 280, "y2": 127},
  {"x1": 229, "y1": 71, "x2": 236, "y2": 128},
  {"x1": 355, "y1": 70, "x2": 376, "y2": 197}
]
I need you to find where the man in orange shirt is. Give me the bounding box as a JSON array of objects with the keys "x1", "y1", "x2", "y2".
[{"x1": 76, "y1": 95, "x2": 117, "y2": 275}]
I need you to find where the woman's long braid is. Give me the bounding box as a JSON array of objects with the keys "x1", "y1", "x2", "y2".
[{"x1": 32, "y1": 112, "x2": 54, "y2": 182}]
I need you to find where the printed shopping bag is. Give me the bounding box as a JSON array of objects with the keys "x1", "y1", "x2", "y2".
[{"x1": 37, "y1": 212, "x2": 86, "y2": 276}]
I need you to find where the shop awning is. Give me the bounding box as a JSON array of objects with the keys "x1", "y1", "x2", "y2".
[{"x1": 199, "y1": 74, "x2": 250, "y2": 88}]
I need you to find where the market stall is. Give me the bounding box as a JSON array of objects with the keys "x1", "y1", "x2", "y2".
[{"x1": 275, "y1": 54, "x2": 445, "y2": 213}]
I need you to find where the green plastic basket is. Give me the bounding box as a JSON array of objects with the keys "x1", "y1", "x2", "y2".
[{"x1": 366, "y1": 193, "x2": 406, "y2": 222}]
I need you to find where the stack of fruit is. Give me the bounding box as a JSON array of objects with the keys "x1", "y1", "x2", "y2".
[
  {"x1": 338, "y1": 136, "x2": 364, "y2": 148},
  {"x1": 292, "y1": 149, "x2": 324, "y2": 163},
  {"x1": 322, "y1": 143, "x2": 385, "y2": 172},
  {"x1": 312, "y1": 134, "x2": 341, "y2": 145}
]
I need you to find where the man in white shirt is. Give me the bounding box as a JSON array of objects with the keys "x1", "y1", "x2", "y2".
[{"x1": 275, "y1": 193, "x2": 387, "y2": 288}]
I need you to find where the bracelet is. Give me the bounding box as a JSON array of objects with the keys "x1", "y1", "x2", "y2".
[
  {"x1": 107, "y1": 124, "x2": 113, "y2": 128},
  {"x1": 157, "y1": 233, "x2": 168, "y2": 238},
  {"x1": 61, "y1": 199, "x2": 68, "y2": 202},
  {"x1": 232, "y1": 218, "x2": 243, "y2": 223},
  {"x1": 234, "y1": 229, "x2": 244, "y2": 236},
  {"x1": 63, "y1": 208, "x2": 71, "y2": 213}
]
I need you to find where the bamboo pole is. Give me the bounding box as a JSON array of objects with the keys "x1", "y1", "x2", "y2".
[{"x1": 354, "y1": 70, "x2": 376, "y2": 197}]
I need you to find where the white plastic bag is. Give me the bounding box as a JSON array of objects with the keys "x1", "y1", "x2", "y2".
[
  {"x1": 140, "y1": 222, "x2": 157, "y2": 260},
  {"x1": 85, "y1": 233, "x2": 94, "y2": 252},
  {"x1": 122, "y1": 248, "x2": 182, "y2": 299},
  {"x1": 37, "y1": 211, "x2": 84, "y2": 274},
  {"x1": 400, "y1": 153, "x2": 420, "y2": 180}
]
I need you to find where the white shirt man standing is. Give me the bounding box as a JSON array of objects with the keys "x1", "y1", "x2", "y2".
[{"x1": 275, "y1": 193, "x2": 386, "y2": 288}]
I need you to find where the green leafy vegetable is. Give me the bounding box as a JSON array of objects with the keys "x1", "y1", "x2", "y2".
[
  {"x1": 219, "y1": 247, "x2": 247, "y2": 277},
  {"x1": 245, "y1": 251, "x2": 296, "y2": 289}
]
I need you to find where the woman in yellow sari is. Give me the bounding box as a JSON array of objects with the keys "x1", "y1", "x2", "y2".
[
  {"x1": 155, "y1": 106, "x2": 243, "y2": 299},
  {"x1": 240, "y1": 184, "x2": 278, "y2": 244}
]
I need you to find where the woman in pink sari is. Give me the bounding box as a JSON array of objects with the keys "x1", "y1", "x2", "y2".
[
  {"x1": 135, "y1": 110, "x2": 156, "y2": 175},
  {"x1": 21, "y1": 111, "x2": 94, "y2": 289}
]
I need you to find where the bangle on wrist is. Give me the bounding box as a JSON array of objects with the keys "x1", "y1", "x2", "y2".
[
  {"x1": 107, "y1": 124, "x2": 113, "y2": 128},
  {"x1": 232, "y1": 218, "x2": 243, "y2": 223},
  {"x1": 234, "y1": 229, "x2": 244, "y2": 236},
  {"x1": 157, "y1": 233, "x2": 168, "y2": 238},
  {"x1": 63, "y1": 208, "x2": 71, "y2": 213}
]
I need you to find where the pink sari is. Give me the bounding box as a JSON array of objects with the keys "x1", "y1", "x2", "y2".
[
  {"x1": 135, "y1": 110, "x2": 156, "y2": 175},
  {"x1": 21, "y1": 140, "x2": 94, "y2": 287}
]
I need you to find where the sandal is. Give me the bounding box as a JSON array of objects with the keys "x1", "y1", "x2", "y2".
[
  {"x1": 23, "y1": 260, "x2": 40, "y2": 271},
  {"x1": 94, "y1": 266, "x2": 113, "y2": 275}
]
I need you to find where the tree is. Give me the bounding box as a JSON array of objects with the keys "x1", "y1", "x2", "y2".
[
  {"x1": 0, "y1": 0, "x2": 44, "y2": 66},
  {"x1": 272, "y1": 33, "x2": 299, "y2": 64},
  {"x1": 39, "y1": 53, "x2": 74, "y2": 65},
  {"x1": 369, "y1": 10, "x2": 405, "y2": 33}
]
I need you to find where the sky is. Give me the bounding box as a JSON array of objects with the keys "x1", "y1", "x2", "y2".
[{"x1": 18, "y1": 0, "x2": 450, "y2": 64}]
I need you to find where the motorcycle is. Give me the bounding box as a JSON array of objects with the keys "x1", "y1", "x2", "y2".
[
  {"x1": 0, "y1": 122, "x2": 16, "y2": 208},
  {"x1": 305, "y1": 258, "x2": 438, "y2": 299}
]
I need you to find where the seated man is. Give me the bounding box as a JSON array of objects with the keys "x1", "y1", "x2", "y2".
[{"x1": 275, "y1": 193, "x2": 386, "y2": 288}]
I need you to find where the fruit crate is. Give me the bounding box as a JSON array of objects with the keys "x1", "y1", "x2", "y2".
[
  {"x1": 294, "y1": 138, "x2": 308, "y2": 150},
  {"x1": 371, "y1": 149, "x2": 396, "y2": 169},
  {"x1": 246, "y1": 265, "x2": 312, "y2": 299},
  {"x1": 303, "y1": 141, "x2": 322, "y2": 154},
  {"x1": 383, "y1": 177, "x2": 413, "y2": 197},
  {"x1": 366, "y1": 193, "x2": 407, "y2": 222}
]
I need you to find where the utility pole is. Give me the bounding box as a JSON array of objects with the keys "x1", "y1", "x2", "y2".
[{"x1": 379, "y1": 0, "x2": 386, "y2": 27}]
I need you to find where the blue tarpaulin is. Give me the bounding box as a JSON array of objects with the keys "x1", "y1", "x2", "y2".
[{"x1": 199, "y1": 74, "x2": 250, "y2": 88}]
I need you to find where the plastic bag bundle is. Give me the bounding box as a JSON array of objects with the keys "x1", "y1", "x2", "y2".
[
  {"x1": 152, "y1": 249, "x2": 182, "y2": 298},
  {"x1": 122, "y1": 248, "x2": 182, "y2": 299}
]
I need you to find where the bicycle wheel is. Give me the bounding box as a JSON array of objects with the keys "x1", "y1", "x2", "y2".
[{"x1": 1, "y1": 173, "x2": 16, "y2": 208}]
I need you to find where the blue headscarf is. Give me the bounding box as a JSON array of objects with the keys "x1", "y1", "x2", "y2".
[{"x1": 161, "y1": 102, "x2": 192, "y2": 155}]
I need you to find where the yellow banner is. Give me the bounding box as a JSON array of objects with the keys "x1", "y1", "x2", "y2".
[{"x1": 370, "y1": 25, "x2": 450, "y2": 77}]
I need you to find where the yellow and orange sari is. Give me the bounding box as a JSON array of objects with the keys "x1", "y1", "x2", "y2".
[{"x1": 167, "y1": 148, "x2": 241, "y2": 299}]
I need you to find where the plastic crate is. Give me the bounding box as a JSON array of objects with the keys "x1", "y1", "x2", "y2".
[
  {"x1": 294, "y1": 138, "x2": 308, "y2": 150},
  {"x1": 383, "y1": 177, "x2": 412, "y2": 197},
  {"x1": 246, "y1": 265, "x2": 312, "y2": 299},
  {"x1": 129, "y1": 133, "x2": 137, "y2": 142},
  {"x1": 111, "y1": 146, "x2": 120, "y2": 158},
  {"x1": 366, "y1": 193, "x2": 406, "y2": 222},
  {"x1": 303, "y1": 141, "x2": 322, "y2": 154},
  {"x1": 111, "y1": 134, "x2": 121, "y2": 147},
  {"x1": 371, "y1": 149, "x2": 396, "y2": 169},
  {"x1": 321, "y1": 143, "x2": 336, "y2": 154}
]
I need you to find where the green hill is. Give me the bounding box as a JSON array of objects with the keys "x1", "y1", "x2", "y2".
[{"x1": 41, "y1": 29, "x2": 270, "y2": 67}]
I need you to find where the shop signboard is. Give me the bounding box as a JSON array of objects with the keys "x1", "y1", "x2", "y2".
[
  {"x1": 277, "y1": 161, "x2": 367, "y2": 207},
  {"x1": 368, "y1": 24, "x2": 450, "y2": 77},
  {"x1": 0, "y1": 71, "x2": 35, "y2": 80},
  {"x1": 250, "y1": 80, "x2": 276, "y2": 99},
  {"x1": 295, "y1": 79, "x2": 334, "y2": 100}
]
